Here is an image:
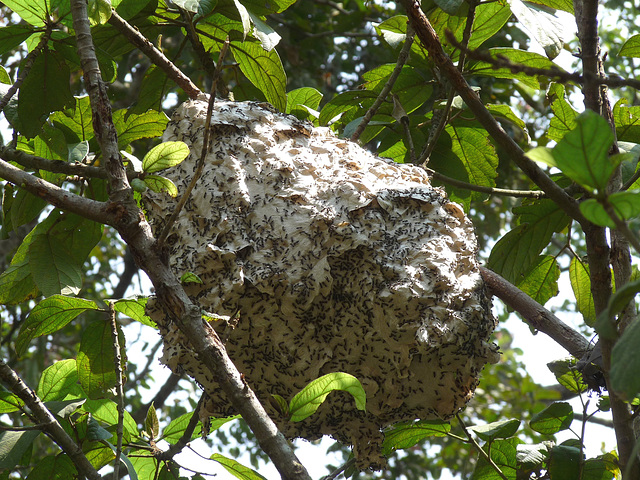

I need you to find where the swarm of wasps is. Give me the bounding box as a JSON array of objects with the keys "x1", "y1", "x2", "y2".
[{"x1": 143, "y1": 98, "x2": 499, "y2": 468}]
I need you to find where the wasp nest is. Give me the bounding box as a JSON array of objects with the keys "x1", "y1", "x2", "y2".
[{"x1": 143, "y1": 97, "x2": 499, "y2": 468}]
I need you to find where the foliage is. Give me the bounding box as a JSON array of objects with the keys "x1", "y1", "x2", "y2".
[{"x1": 0, "y1": 0, "x2": 639, "y2": 479}]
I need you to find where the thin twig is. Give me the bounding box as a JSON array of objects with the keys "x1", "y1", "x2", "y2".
[
  {"x1": 157, "y1": 39, "x2": 230, "y2": 247},
  {"x1": 107, "y1": 9, "x2": 201, "y2": 99},
  {"x1": 0, "y1": 24, "x2": 53, "y2": 114},
  {"x1": 109, "y1": 303, "x2": 125, "y2": 480},
  {"x1": 425, "y1": 167, "x2": 547, "y2": 198},
  {"x1": 320, "y1": 458, "x2": 356, "y2": 480},
  {"x1": 457, "y1": 415, "x2": 508, "y2": 480},
  {"x1": 350, "y1": 24, "x2": 415, "y2": 142}
]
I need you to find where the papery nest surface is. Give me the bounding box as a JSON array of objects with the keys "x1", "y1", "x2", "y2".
[{"x1": 143, "y1": 97, "x2": 499, "y2": 467}]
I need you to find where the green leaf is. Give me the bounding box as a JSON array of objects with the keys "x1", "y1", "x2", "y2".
[
  {"x1": 77, "y1": 320, "x2": 122, "y2": 399},
  {"x1": 0, "y1": 261, "x2": 39, "y2": 305},
  {"x1": 486, "y1": 104, "x2": 530, "y2": 143},
  {"x1": 172, "y1": 0, "x2": 217, "y2": 15},
  {"x1": 87, "y1": 0, "x2": 112, "y2": 24},
  {"x1": 0, "y1": 430, "x2": 40, "y2": 470},
  {"x1": 68, "y1": 141, "x2": 89, "y2": 163},
  {"x1": 25, "y1": 454, "x2": 77, "y2": 480},
  {"x1": 569, "y1": 257, "x2": 596, "y2": 326},
  {"x1": 374, "y1": 15, "x2": 408, "y2": 49},
  {"x1": 50, "y1": 96, "x2": 94, "y2": 143},
  {"x1": 619, "y1": 34, "x2": 640, "y2": 58},
  {"x1": 129, "y1": 66, "x2": 174, "y2": 116},
  {"x1": 10, "y1": 189, "x2": 47, "y2": 229},
  {"x1": 113, "y1": 109, "x2": 169, "y2": 149},
  {"x1": 611, "y1": 316, "x2": 640, "y2": 399},
  {"x1": 1, "y1": 0, "x2": 48, "y2": 26},
  {"x1": 142, "y1": 141, "x2": 190, "y2": 173},
  {"x1": 516, "y1": 442, "x2": 551, "y2": 468},
  {"x1": 583, "y1": 452, "x2": 620, "y2": 480},
  {"x1": 530, "y1": 402, "x2": 573, "y2": 434},
  {"x1": 488, "y1": 200, "x2": 569, "y2": 284},
  {"x1": 87, "y1": 416, "x2": 113, "y2": 442},
  {"x1": 28, "y1": 234, "x2": 83, "y2": 297},
  {"x1": 548, "y1": 444, "x2": 581, "y2": 479},
  {"x1": 163, "y1": 414, "x2": 236, "y2": 444},
  {"x1": 16, "y1": 296, "x2": 99, "y2": 357},
  {"x1": 471, "y1": 437, "x2": 519, "y2": 480},
  {"x1": 45, "y1": 399, "x2": 86, "y2": 418},
  {"x1": 211, "y1": 453, "x2": 268, "y2": 480},
  {"x1": 509, "y1": 0, "x2": 565, "y2": 59},
  {"x1": 143, "y1": 175, "x2": 178, "y2": 197},
  {"x1": 249, "y1": 11, "x2": 281, "y2": 51},
  {"x1": 547, "y1": 82, "x2": 578, "y2": 142},
  {"x1": 468, "y1": 419, "x2": 521, "y2": 442},
  {"x1": 83, "y1": 399, "x2": 137, "y2": 441},
  {"x1": 18, "y1": 50, "x2": 74, "y2": 138},
  {"x1": 286, "y1": 87, "x2": 323, "y2": 119},
  {"x1": 382, "y1": 420, "x2": 451, "y2": 455},
  {"x1": 37, "y1": 359, "x2": 79, "y2": 401},
  {"x1": 114, "y1": 298, "x2": 156, "y2": 328},
  {"x1": 319, "y1": 90, "x2": 378, "y2": 126},
  {"x1": 470, "y1": 48, "x2": 561, "y2": 89},
  {"x1": 547, "y1": 359, "x2": 588, "y2": 394},
  {"x1": 231, "y1": 40, "x2": 287, "y2": 112},
  {"x1": 180, "y1": 272, "x2": 203, "y2": 284},
  {"x1": 0, "y1": 392, "x2": 24, "y2": 414},
  {"x1": 516, "y1": 255, "x2": 560, "y2": 306},
  {"x1": 288, "y1": 372, "x2": 366, "y2": 422},
  {"x1": 434, "y1": 0, "x2": 465, "y2": 15},
  {"x1": 0, "y1": 26, "x2": 33, "y2": 54},
  {"x1": 269, "y1": 394, "x2": 290, "y2": 417},
  {"x1": 447, "y1": 125, "x2": 498, "y2": 198},
  {"x1": 613, "y1": 100, "x2": 640, "y2": 144},
  {"x1": 551, "y1": 111, "x2": 616, "y2": 192},
  {"x1": 145, "y1": 403, "x2": 159, "y2": 440}
]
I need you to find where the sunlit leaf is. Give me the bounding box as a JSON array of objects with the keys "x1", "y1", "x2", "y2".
[
  {"x1": 288, "y1": 372, "x2": 366, "y2": 422},
  {"x1": 471, "y1": 437, "x2": 519, "y2": 480},
  {"x1": 37, "y1": 359, "x2": 79, "y2": 401},
  {"x1": 114, "y1": 297, "x2": 156, "y2": 327},
  {"x1": 468, "y1": 419, "x2": 521, "y2": 442},
  {"x1": 619, "y1": 34, "x2": 640, "y2": 58},
  {"x1": 142, "y1": 141, "x2": 190, "y2": 173},
  {"x1": 530, "y1": 402, "x2": 573, "y2": 434},
  {"x1": 382, "y1": 420, "x2": 451, "y2": 455},
  {"x1": 211, "y1": 453, "x2": 268, "y2": 480}
]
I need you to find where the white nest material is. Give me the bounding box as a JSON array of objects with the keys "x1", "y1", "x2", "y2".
[{"x1": 143, "y1": 97, "x2": 499, "y2": 468}]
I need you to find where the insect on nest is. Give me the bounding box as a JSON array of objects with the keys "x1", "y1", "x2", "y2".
[{"x1": 143, "y1": 97, "x2": 500, "y2": 468}]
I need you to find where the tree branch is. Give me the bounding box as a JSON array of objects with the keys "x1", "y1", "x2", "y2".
[
  {"x1": 70, "y1": 2, "x2": 311, "y2": 478},
  {"x1": 0, "y1": 360, "x2": 101, "y2": 480},
  {"x1": 0, "y1": 159, "x2": 111, "y2": 225},
  {"x1": 350, "y1": 24, "x2": 415, "y2": 142},
  {"x1": 480, "y1": 267, "x2": 591, "y2": 358},
  {"x1": 107, "y1": 10, "x2": 201, "y2": 100},
  {"x1": 399, "y1": 0, "x2": 587, "y2": 225}
]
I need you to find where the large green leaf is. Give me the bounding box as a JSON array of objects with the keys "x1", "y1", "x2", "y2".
[
  {"x1": 231, "y1": 40, "x2": 287, "y2": 112},
  {"x1": 0, "y1": 392, "x2": 24, "y2": 414},
  {"x1": 508, "y1": 0, "x2": 565, "y2": 59},
  {"x1": 77, "y1": 320, "x2": 123, "y2": 399},
  {"x1": 551, "y1": 111, "x2": 616, "y2": 193},
  {"x1": 569, "y1": 257, "x2": 596, "y2": 325},
  {"x1": 471, "y1": 437, "x2": 519, "y2": 480},
  {"x1": 211, "y1": 453, "x2": 267, "y2": 480},
  {"x1": 37, "y1": 359, "x2": 79, "y2": 401},
  {"x1": 288, "y1": 372, "x2": 366, "y2": 422},
  {"x1": 468, "y1": 419, "x2": 521, "y2": 442},
  {"x1": 613, "y1": 100, "x2": 640, "y2": 144},
  {"x1": 447, "y1": 125, "x2": 498, "y2": 197},
  {"x1": 23, "y1": 453, "x2": 77, "y2": 480},
  {"x1": 114, "y1": 297, "x2": 156, "y2": 328},
  {"x1": 580, "y1": 190, "x2": 640, "y2": 227},
  {"x1": 28, "y1": 234, "x2": 83, "y2": 297},
  {"x1": 143, "y1": 175, "x2": 178, "y2": 197},
  {"x1": 547, "y1": 359, "x2": 588, "y2": 394},
  {"x1": 530, "y1": 402, "x2": 573, "y2": 434},
  {"x1": 0, "y1": 25, "x2": 34, "y2": 54},
  {"x1": 382, "y1": 420, "x2": 451, "y2": 455},
  {"x1": 18, "y1": 49, "x2": 74, "y2": 138},
  {"x1": 488, "y1": 199, "x2": 569, "y2": 284},
  {"x1": 619, "y1": 34, "x2": 640, "y2": 58},
  {"x1": 611, "y1": 316, "x2": 640, "y2": 399},
  {"x1": 548, "y1": 444, "x2": 582, "y2": 479},
  {"x1": 50, "y1": 96, "x2": 94, "y2": 143},
  {"x1": 163, "y1": 414, "x2": 238, "y2": 444},
  {"x1": 0, "y1": 430, "x2": 41, "y2": 470},
  {"x1": 142, "y1": 141, "x2": 190, "y2": 173},
  {"x1": 2, "y1": 0, "x2": 48, "y2": 25},
  {"x1": 515, "y1": 255, "x2": 559, "y2": 306},
  {"x1": 113, "y1": 109, "x2": 169, "y2": 149},
  {"x1": 82, "y1": 399, "x2": 138, "y2": 441},
  {"x1": 16, "y1": 295, "x2": 99, "y2": 357},
  {"x1": 319, "y1": 90, "x2": 378, "y2": 126}
]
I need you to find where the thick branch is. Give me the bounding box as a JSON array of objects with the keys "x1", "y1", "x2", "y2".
[
  {"x1": 480, "y1": 267, "x2": 590, "y2": 358},
  {"x1": 0, "y1": 360, "x2": 101, "y2": 480},
  {"x1": 70, "y1": 2, "x2": 311, "y2": 479},
  {"x1": 107, "y1": 10, "x2": 201, "y2": 99},
  {"x1": 399, "y1": 0, "x2": 586, "y2": 224},
  {"x1": 0, "y1": 159, "x2": 111, "y2": 225}
]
